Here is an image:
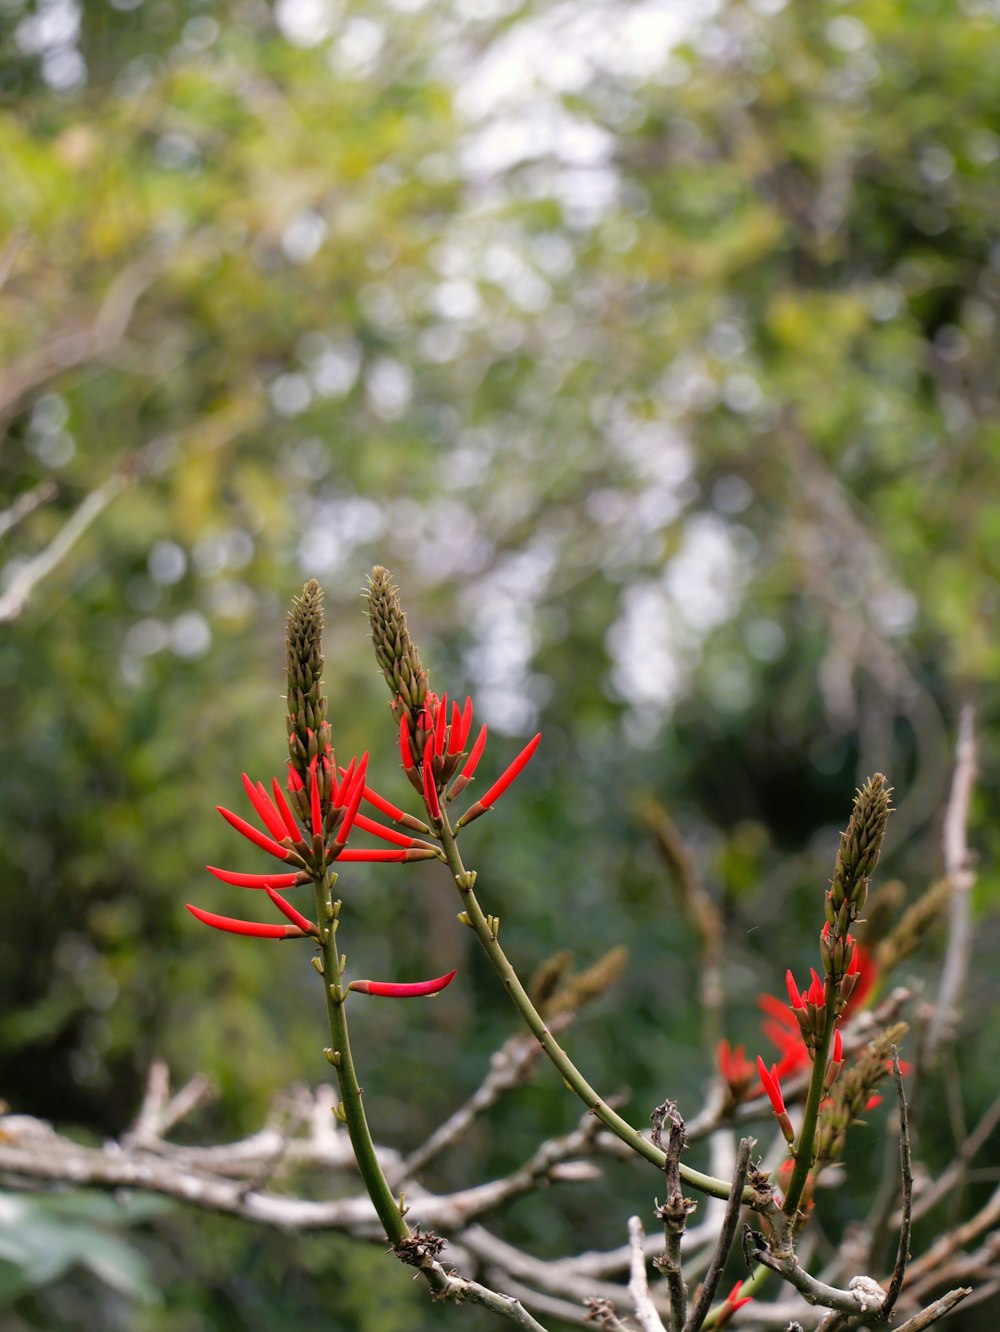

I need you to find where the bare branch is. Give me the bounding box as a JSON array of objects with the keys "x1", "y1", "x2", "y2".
[
  {"x1": 0, "y1": 473, "x2": 127, "y2": 622},
  {"x1": 651, "y1": 1101, "x2": 691, "y2": 1331},
  {"x1": 629, "y1": 1216, "x2": 668, "y2": 1332},
  {"x1": 883, "y1": 1049, "x2": 913, "y2": 1317},
  {"x1": 927, "y1": 705, "x2": 978, "y2": 1053},
  {"x1": 746, "y1": 1228, "x2": 886, "y2": 1317},
  {"x1": 683, "y1": 1137, "x2": 752, "y2": 1332},
  {"x1": 0, "y1": 479, "x2": 57, "y2": 539},
  {"x1": 401, "y1": 1030, "x2": 548, "y2": 1180},
  {"x1": 890, "y1": 1288, "x2": 972, "y2": 1332},
  {"x1": 0, "y1": 255, "x2": 161, "y2": 424},
  {"x1": 0, "y1": 225, "x2": 27, "y2": 292},
  {"x1": 126, "y1": 1060, "x2": 215, "y2": 1148},
  {"x1": 909, "y1": 1087, "x2": 1000, "y2": 1223}
]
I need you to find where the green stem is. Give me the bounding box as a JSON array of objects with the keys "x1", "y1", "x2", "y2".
[
  {"x1": 781, "y1": 977, "x2": 837, "y2": 1218},
  {"x1": 437, "y1": 820, "x2": 740, "y2": 1203},
  {"x1": 314, "y1": 873, "x2": 409, "y2": 1245}
]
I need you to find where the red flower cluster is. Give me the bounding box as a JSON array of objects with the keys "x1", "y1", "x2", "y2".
[
  {"x1": 398, "y1": 690, "x2": 541, "y2": 827},
  {"x1": 186, "y1": 759, "x2": 439, "y2": 942}
]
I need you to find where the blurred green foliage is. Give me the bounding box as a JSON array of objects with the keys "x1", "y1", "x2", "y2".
[{"x1": 2, "y1": 0, "x2": 1000, "y2": 1326}]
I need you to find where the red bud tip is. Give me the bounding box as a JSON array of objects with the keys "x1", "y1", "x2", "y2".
[
  {"x1": 786, "y1": 969, "x2": 803, "y2": 1009},
  {"x1": 287, "y1": 764, "x2": 304, "y2": 792},
  {"x1": 399, "y1": 714, "x2": 415, "y2": 771},
  {"x1": 461, "y1": 723, "x2": 488, "y2": 778},
  {"x1": 473, "y1": 732, "x2": 541, "y2": 811},
  {"x1": 271, "y1": 778, "x2": 303, "y2": 841},
  {"x1": 217, "y1": 806, "x2": 293, "y2": 861},
  {"x1": 186, "y1": 903, "x2": 304, "y2": 938},
  {"x1": 207, "y1": 866, "x2": 304, "y2": 890},
  {"x1": 264, "y1": 885, "x2": 318, "y2": 935},
  {"x1": 241, "y1": 774, "x2": 288, "y2": 841},
  {"x1": 832, "y1": 1029, "x2": 843, "y2": 1063},
  {"x1": 349, "y1": 969, "x2": 457, "y2": 998}
]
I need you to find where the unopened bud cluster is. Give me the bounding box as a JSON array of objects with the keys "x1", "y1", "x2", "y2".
[{"x1": 826, "y1": 774, "x2": 892, "y2": 949}]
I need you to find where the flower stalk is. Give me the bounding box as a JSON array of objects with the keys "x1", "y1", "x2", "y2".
[{"x1": 314, "y1": 873, "x2": 410, "y2": 1245}]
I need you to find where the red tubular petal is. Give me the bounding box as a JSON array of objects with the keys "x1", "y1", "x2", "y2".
[
  {"x1": 434, "y1": 692, "x2": 448, "y2": 754},
  {"x1": 271, "y1": 779, "x2": 303, "y2": 841},
  {"x1": 337, "y1": 757, "x2": 357, "y2": 808},
  {"x1": 350, "y1": 969, "x2": 457, "y2": 998},
  {"x1": 265, "y1": 886, "x2": 317, "y2": 934},
  {"x1": 344, "y1": 774, "x2": 404, "y2": 823},
  {"x1": 310, "y1": 762, "x2": 322, "y2": 837},
  {"x1": 461, "y1": 724, "x2": 488, "y2": 778},
  {"x1": 832, "y1": 1029, "x2": 843, "y2": 1063},
  {"x1": 217, "y1": 807, "x2": 292, "y2": 860},
  {"x1": 756, "y1": 1056, "x2": 786, "y2": 1115},
  {"x1": 786, "y1": 969, "x2": 803, "y2": 1009},
  {"x1": 351, "y1": 813, "x2": 416, "y2": 847},
  {"x1": 335, "y1": 847, "x2": 408, "y2": 862},
  {"x1": 447, "y1": 699, "x2": 463, "y2": 754},
  {"x1": 241, "y1": 777, "x2": 287, "y2": 836},
  {"x1": 207, "y1": 866, "x2": 304, "y2": 890},
  {"x1": 423, "y1": 754, "x2": 441, "y2": 820},
  {"x1": 287, "y1": 764, "x2": 304, "y2": 792},
  {"x1": 459, "y1": 696, "x2": 474, "y2": 748},
  {"x1": 718, "y1": 1039, "x2": 735, "y2": 1082},
  {"x1": 186, "y1": 903, "x2": 303, "y2": 938},
  {"x1": 473, "y1": 733, "x2": 541, "y2": 810},
  {"x1": 241, "y1": 774, "x2": 288, "y2": 841},
  {"x1": 399, "y1": 714, "x2": 415, "y2": 771},
  {"x1": 335, "y1": 760, "x2": 369, "y2": 846}
]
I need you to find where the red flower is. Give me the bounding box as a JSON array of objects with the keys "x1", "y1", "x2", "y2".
[
  {"x1": 756, "y1": 1056, "x2": 795, "y2": 1143},
  {"x1": 188, "y1": 761, "x2": 435, "y2": 940},
  {"x1": 399, "y1": 690, "x2": 540, "y2": 828},
  {"x1": 717, "y1": 1039, "x2": 755, "y2": 1098},
  {"x1": 717, "y1": 1280, "x2": 752, "y2": 1326},
  {"x1": 348, "y1": 970, "x2": 457, "y2": 999}
]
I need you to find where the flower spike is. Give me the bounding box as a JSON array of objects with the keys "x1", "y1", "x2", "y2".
[
  {"x1": 349, "y1": 970, "x2": 457, "y2": 998},
  {"x1": 217, "y1": 806, "x2": 294, "y2": 861},
  {"x1": 186, "y1": 903, "x2": 306, "y2": 939}
]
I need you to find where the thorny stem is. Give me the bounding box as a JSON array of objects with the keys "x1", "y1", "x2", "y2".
[
  {"x1": 314, "y1": 872, "x2": 409, "y2": 1246},
  {"x1": 782, "y1": 976, "x2": 837, "y2": 1220},
  {"x1": 436, "y1": 818, "x2": 741, "y2": 1203}
]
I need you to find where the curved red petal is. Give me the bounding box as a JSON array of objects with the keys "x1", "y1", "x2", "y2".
[{"x1": 186, "y1": 903, "x2": 302, "y2": 938}]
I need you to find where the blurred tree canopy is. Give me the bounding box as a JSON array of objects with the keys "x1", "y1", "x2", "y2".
[{"x1": 2, "y1": 0, "x2": 999, "y2": 1326}]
